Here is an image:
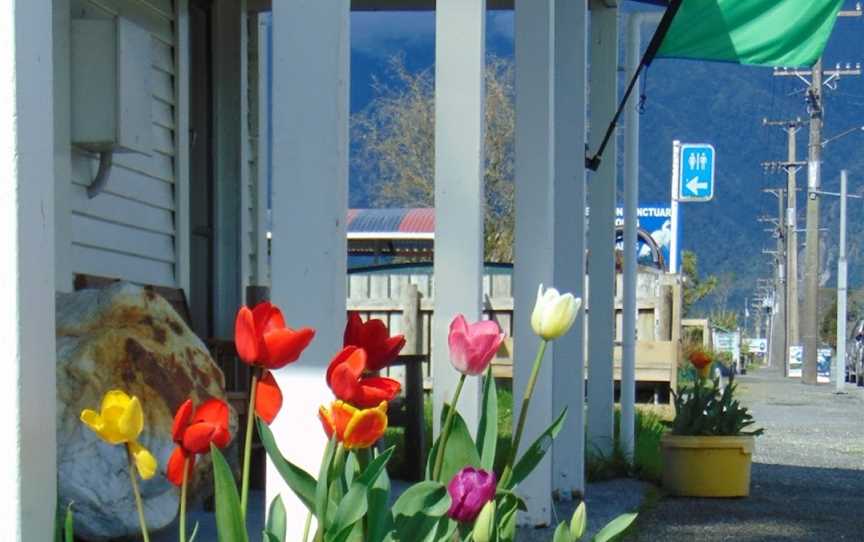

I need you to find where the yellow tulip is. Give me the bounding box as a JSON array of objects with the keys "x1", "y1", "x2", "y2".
[
  {"x1": 81, "y1": 390, "x2": 157, "y2": 480},
  {"x1": 530, "y1": 285, "x2": 581, "y2": 341}
]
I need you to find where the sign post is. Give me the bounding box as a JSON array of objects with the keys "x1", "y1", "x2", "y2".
[{"x1": 670, "y1": 141, "x2": 716, "y2": 273}]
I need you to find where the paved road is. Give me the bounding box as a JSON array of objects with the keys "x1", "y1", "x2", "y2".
[{"x1": 628, "y1": 366, "x2": 864, "y2": 541}]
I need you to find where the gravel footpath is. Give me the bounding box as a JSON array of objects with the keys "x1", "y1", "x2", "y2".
[{"x1": 627, "y1": 366, "x2": 864, "y2": 542}]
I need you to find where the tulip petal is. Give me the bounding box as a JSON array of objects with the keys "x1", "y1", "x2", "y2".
[
  {"x1": 172, "y1": 400, "x2": 194, "y2": 444},
  {"x1": 343, "y1": 402, "x2": 388, "y2": 450},
  {"x1": 343, "y1": 312, "x2": 363, "y2": 347},
  {"x1": 80, "y1": 409, "x2": 110, "y2": 442},
  {"x1": 531, "y1": 285, "x2": 545, "y2": 336},
  {"x1": 235, "y1": 306, "x2": 260, "y2": 364},
  {"x1": 356, "y1": 376, "x2": 401, "y2": 408},
  {"x1": 255, "y1": 371, "x2": 283, "y2": 424},
  {"x1": 192, "y1": 398, "x2": 230, "y2": 429},
  {"x1": 327, "y1": 347, "x2": 367, "y2": 403},
  {"x1": 261, "y1": 327, "x2": 316, "y2": 369},
  {"x1": 128, "y1": 441, "x2": 158, "y2": 480},
  {"x1": 116, "y1": 396, "x2": 144, "y2": 442},
  {"x1": 182, "y1": 423, "x2": 219, "y2": 454},
  {"x1": 319, "y1": 405, "x2": 336, "y2": 439},
  {"x1": 330, "y1": 401, "x2": 357, "y2": 442},
  {"x1": 166, "y1": 446, "x2": 195, "y2": 487}
]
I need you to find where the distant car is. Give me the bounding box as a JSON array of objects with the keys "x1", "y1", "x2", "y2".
[{"x1": 846, "y1": 319, "x2": 864, "y2": 385}]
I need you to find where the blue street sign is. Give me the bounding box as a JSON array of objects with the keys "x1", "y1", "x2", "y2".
[{"x1": 678, "y1": 143, "x2": 715, "y2": 201}]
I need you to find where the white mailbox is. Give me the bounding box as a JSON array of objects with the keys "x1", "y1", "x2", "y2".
[{"x1": 71, "y1": 17, "x2": 152, "y2": 155}]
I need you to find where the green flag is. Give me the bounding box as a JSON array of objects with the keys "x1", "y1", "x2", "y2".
[{"x1": 656, "y1": 0, "x2": 843, "y2": 67}]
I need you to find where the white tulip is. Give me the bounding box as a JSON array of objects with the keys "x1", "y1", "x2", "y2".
[{"x1": 530, "y1": 284, "x2": 581, "y2": 341}]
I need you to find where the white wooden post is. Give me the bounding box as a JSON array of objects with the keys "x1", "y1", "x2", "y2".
[
  {"x1": 432, "y1": 0, "x2": 486, "y2": 437},
  {"x1": 53, "y1": 0, "x2": 73, "y2": 293},
  {"x1": 514, "y1": 0, "x2": 587, "y2": 524},
  {"x1": 587, "y1": 0, "x2": 618, "y2": 456},
  {"x1": 551, "y1": 0, "x2": 588, "y2": 499},
  {"x1": 0, "y1": 0, "x2": 57, "y2": 538},
  {"x1": 269, "y1": 1, "x2": 350, "y2": 539},
  {"x1": 514, "y1": 0, "x2": 554, "y2": 523}
]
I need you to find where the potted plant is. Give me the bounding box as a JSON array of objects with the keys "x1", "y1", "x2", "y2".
[{"x1": 660, "y1": 349, "x2": 763, "y2": 497}]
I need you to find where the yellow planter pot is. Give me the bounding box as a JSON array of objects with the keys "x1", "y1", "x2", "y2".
[{"x1": 660, "y1": 434, "x2": 755, "y2": 497}]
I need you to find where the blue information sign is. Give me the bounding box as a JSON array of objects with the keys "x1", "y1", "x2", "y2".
[{"x1": 678, "y1": 144, "x2": 715, "y2": 201}]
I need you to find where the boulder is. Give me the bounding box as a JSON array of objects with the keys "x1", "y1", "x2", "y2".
[{"x1": 57, "y1": 282, "x2": 238, "y2": 541}]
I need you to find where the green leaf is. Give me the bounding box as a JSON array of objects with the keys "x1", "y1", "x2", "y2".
[
  {"x1": 265, "y1": 495, "x2": 287, "y2": 542},
  {"x1": 316, "y1": 436, "x2": 337, "y2": 529},
  {"x1": 496, "y1": 493, "x2": 520, "y2": 542},
  {"x1": 257, "y1": 419, "x2": 317, "y2": 511},
  {"x1": 477, "y1": 368, "x2": 499, "y2": 471},
  {"x1": 570, "y1": 501, "x2": 587, "y2": 540},
  {"x1": 592, "y1": 513, "x2": 637, "y2": 542},
  {"x1": 211, "y1": 445, "x2": 249, "y2": 542},
  {"x1": 436, "y1": 406, "x2": 482, "y2": 482},
  {"x1": 393, "y1": 481, "x2": 450, "y2": 517},
  {"x1": 263, "y1": 533, "x2": 280, "y2": 542},
  {"x1": 63, "y1": 503, "x2": 74, "y2": 542},
  {"x1": 508, "y1": 408, "x2": 568, "y2": 489},
  {"x1": 367, "y1": 459, "x2": 394, "y2": 542},
  {"x1": 553, "y1": 522, "x2": 570, "y2": 542},
  {"x1": 189, "y1": 521, "x2": 200, "y2": 542}
]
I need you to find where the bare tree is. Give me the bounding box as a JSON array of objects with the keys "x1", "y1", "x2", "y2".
[{"x1": 352, "y1": 55, "x2": 515, "y2": 261}]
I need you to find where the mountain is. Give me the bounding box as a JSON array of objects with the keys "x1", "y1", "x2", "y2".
[{"x1": 348, "y1": 3, "x2": 864, "y2": 320}]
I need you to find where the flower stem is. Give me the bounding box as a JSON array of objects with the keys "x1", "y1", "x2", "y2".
[
  {"x1": 432, "y1": 373, "x2": 467, "y2": 481},
  {"x1": 126, "y1": 446, "x2": 150, "y2": 542},
  {"x1": 179, "y1": 455, "x2": 190, "y2": 542},
  {"x1": 302, "y1": 510, "x2": 313, "y2": 542},
  {"x1": 241, "y1": 370, "x2": 260, "y2": 520},
  {"x1": 501, "y1": 340, "x2": 548, "y2": 488}
]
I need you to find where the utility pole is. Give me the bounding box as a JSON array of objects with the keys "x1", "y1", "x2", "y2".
[
  {"x1": 761, "y1": 188, "x2": 787, "y2": 370},
  {"x1": 836, "y1": 170, "x2": 848, "y2": 393},
  {"x1": 762, "y1": 118, "x2": 804, "y2": 375},
  {"x1": 773, "y1": 7, "x2": 862, "y2": 384}
]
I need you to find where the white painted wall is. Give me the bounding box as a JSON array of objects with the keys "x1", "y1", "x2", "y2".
[
  {"x1": 0, "y1": 0, "x2": 58, "y2": 538},
  {"x1": 269, "y1": 1, "x2": 350, "y2": 539},
  {"x1": 432, "y1": 0, "x2": 487, "y2": 437},
  {"x1": 64, "y1": 0, "x2": 182, "y2": 289}
]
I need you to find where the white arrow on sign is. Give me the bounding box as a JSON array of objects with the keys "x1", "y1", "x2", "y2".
[{"x1": 686, "y1": 177, "x2": 708, "y2": 194}]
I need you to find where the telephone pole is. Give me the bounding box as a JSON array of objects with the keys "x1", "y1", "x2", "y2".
[
  {"x1": 762, "y1": 118, "x2": 804, "y2": 374},
  {"x1": 759, "y1": 188, "x2": 787, "y2": 369},
  {"x1": 772, "y1": 6, "x2": 862, "y2": 384}
]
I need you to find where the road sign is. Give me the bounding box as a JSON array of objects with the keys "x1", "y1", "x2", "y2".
[{"x1": 678, "y1": 143, "x2": 715, "y2": 201}]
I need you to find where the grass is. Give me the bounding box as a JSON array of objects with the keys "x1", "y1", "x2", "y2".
[
  {"x1": 585, "y1": 405, "x2": 671, "y2": 484},
  {"x1": 383, "y1": 378, "x2": 672, "y2": 485}
]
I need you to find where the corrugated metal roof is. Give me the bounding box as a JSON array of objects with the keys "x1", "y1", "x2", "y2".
[{"x1": 347, "y1": 208, "x2": 434, "y2": 234}]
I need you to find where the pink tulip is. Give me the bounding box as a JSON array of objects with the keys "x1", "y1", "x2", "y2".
[{"x1": 448, "y1": 314, "x2": 505, "y2": 376}]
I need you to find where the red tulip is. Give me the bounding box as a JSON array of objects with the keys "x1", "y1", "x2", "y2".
[
  {"x1": 234, "y1": 302, "x2": 315, "y2": 370},
  {"x1": 343, "y1": 312, "x2": 406, "y2": 372},
  {"x1": 326, "y1": 346, "x2": 401, "y2": 408},
  {"x1": 167, "y1": 398, "x2": 231, "y2": 486}
]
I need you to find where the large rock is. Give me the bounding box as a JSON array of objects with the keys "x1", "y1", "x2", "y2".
[{"x1": 57, "y1": 282, "x2": 237, "y2": 541}]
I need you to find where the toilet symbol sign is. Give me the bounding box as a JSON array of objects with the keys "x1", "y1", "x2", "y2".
[{"x1": 678, "y1": 143, "x2": 715, "y2": 202}]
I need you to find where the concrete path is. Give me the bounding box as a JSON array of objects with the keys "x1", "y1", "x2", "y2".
[{"x1": 628, "y1": 366, "x2": 864, "y2": 541}]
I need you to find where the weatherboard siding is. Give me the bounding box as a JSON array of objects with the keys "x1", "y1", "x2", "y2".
[{"x1": 68, "y1": 0, "x2": 179, "y2": 288}]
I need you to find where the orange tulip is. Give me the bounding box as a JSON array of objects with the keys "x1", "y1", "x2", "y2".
[
  {"x1": 318, "y1": 400, "x2": 388, "y2": 450},
  {"x1": 689, "y1": 350, "x2": 713, "y2": 379},
  {"x1": 326, "y1": 346, "x2": 401, "y2": 408}
]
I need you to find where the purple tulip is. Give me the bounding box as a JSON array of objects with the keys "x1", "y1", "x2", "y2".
[{"x1": 447, "y1": 467, "x2": 497, "y2": 522}]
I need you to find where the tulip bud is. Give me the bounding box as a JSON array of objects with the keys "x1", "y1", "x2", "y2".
[
  {"x1": 569, "y1": 501, "x2": 587, "y2": 540},
  {"x1": 448, "y1": 314, "x2": 506, "y2": 376},
  {"x1": 446, "y1": 467, "x2": 497, "y2": 522},
  {"x1": 472, "y1": 500, "x2": 496, "y2": 542},
  {"x1": 531, "y1": 285, "x2": 581, "y2": 341}
]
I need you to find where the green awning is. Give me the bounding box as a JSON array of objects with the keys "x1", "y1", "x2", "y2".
[{"x1": 656, "y1": 0, "x2": 843, "y2": 67}]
